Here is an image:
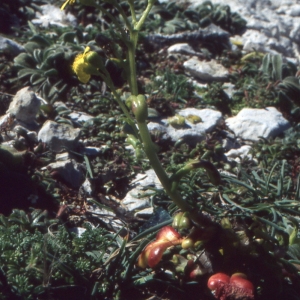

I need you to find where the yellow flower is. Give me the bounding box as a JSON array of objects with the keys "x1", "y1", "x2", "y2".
[
  {"x1": 61, "y1": 0, "x2": 76, "y2": 10},
  {"x1": 72, "y1": 47, "x2": 91, "y2": 84}
]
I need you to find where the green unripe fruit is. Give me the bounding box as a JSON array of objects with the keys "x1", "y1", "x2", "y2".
[
  {"x1": 181, "y1": 238, "x2": 194, "y2": 249},
  {"x1": 172, "y1": 212, "x2": 191, "y2": 230}
]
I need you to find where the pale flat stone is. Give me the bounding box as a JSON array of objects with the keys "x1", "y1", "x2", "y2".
[
  {"x1": 226, "y1": 107, "x2": 291, "y2": 141},
  {"x1": 184, "y1": 57, "x2": 229, "y2": 82},
  {"x1": 148, "y1": 108, "x2": 223, "y2": 145},
  {"x1": 122, "y1": 169, "x2": 162, "y2": 212}
]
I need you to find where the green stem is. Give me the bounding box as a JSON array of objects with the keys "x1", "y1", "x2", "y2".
[
  {"x1": 127, "y1": 32, "x2": 139, "y2": 95},
  {"x1": 127, "y1": 0, "x2": 137, "y2": 24},
  {"x1": 137, "y1": 121, "x2": 171, "y2": 190},
  {"x1": 90, "y1": 0, "x2": 214, "y2": 227},
  {"x1": 137, "y1": 121, "x2": 213, "y2": 227},
  {"x1": 135, "y1": 0, "x2": 154, "y2": 31},
  {"x1": 126, "y1": 0, "x2": 155, "y2": 95}
]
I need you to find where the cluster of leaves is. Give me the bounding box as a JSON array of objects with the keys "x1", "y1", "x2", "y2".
[
  {"x1": 0, "y1": 209, "x2": 130, "y2": 299},
  {"x1": 143, "y1": 0, "x2": 247, "y2": 35},
  {"x1": 145, "y1": 68, "x2": 196, "y2": 116},
  {"x1": 10, "y1": 25, "x2": 90, "y2": 102}
]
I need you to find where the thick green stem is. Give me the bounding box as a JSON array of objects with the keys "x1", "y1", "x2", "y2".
[
  {"x1": 127, "y1": 34, "x2": 139, "y2": 96},
  {"x1": 137, "y1": 121, "x2": 213, "y2": 226},
  {"x1": 137, "y1": 121, "x2": 171, "y2": 190}
]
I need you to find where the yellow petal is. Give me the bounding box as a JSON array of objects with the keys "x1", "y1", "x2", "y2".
[{"x1": 72, "y1": 54, "x2": 90, "y2": 83}]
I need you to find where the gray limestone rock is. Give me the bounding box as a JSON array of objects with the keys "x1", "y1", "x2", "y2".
[
  {"x1": 184, "y1": 57, "x2": 229, "y2": 82},
  {"x1": 7, "y1": 87, "x2": 41, "y2": 124},
  {"x1": 46, "y1": 159, "x2": 85, "y2": 189},
  {"x1": 122, "y1": 169, "x2": 162, "y2": 212},
  {"x1": 38, "y1": 120, "x2": 81, "y2": 152}
]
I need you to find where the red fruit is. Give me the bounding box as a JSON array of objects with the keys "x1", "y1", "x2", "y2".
[
  {"x1": 230, "y1": 275, "x2": 254, "y2": 292},
  {"x1": 207, "y1": 273, "x2": 230, "y2": 291},
  {"x1": 156, "y1": 225, "x2": 181, "y2": 241},
  {"x1": 137, "y1": 226, "x2": 182, "y2": 269}
]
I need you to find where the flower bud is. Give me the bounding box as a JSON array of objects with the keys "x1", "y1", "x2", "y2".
[
  {"x1": 85, "y1": 51, "x2": 104, "y2": 69},
  {"x1": 132, "y1": 94, "x2": 148, "y2": 123},
  {"x1": 125, "y1": 95, "x2": 135, "y2": 109}
]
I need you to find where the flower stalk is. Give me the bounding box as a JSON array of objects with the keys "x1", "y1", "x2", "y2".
[{"x1": 68, "y1": 0, "x2": 217, "y2": 227}]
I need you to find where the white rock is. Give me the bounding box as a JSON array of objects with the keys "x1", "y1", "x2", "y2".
[
  {"x1": 287, "y1": 4, "x2": 300, "y2": 16},
  {"x1": 167, "y1": 43, "x2": 198, "y2": 56},
  {"x1": 7, "y1": 87, "x2": 41, "y2": 124},
  {"x1": 242, "y1": 30, "x2": 270, "y2": 53},
  {"x1": 148, "y1": 108, "x2": 223, "y2": 144},
  {"x1": 38, "y1": 120, "x2": 81, "y2": 152},
  {"x1": 56, "y1": 152, "x2": 71, "y2": 161},
  {"x1": 47, "y1": 159, "x2": 85, "y2": 188},
  {"x1": 86, "y1": 203, "x2": 125, "y2": 232},
  {"x1": 184, "y1": 57, "x2": 229, "y2": 82},
  {"x1": 32, "y1": 4, "x2": 77, "y2": 28},
  {"x1": 122, "y1": 169, "x2": 162, "y2": 212},
  {"x1": 69, "y1": 227, "x2": 87, "y2": 238},
  {"x1": 0, "y1": 113, "x2": 15, "y2": 131},
  {"x1": 225, "y1": 145, "x2": 253, "y2": 163},
  {"x1": 27, "y1": 131, "x2": 38, "y2": 143},
  {"x1": 68, "y1": 112, "x2": 94, "y2": 123},
  {"x1": 134, "y1": 207, "x2": 154, "y2": 218},
  {"x1": 226, "y1": 107, "x2": 291, "y2": 141},
  {"x1": 223, "y1": 83, "x2": 236, "y2": 99},
  {"x1": 81, "y1": 147, "x2": 102, "y2": 156}
]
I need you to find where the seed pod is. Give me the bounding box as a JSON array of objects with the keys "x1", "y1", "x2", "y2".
[
  {"x1": 172, "y1": 212, "x2": 191, "y2": 230},
  {"x1": 168, "y1": 114, "x2": 185, "y2": 127}
]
